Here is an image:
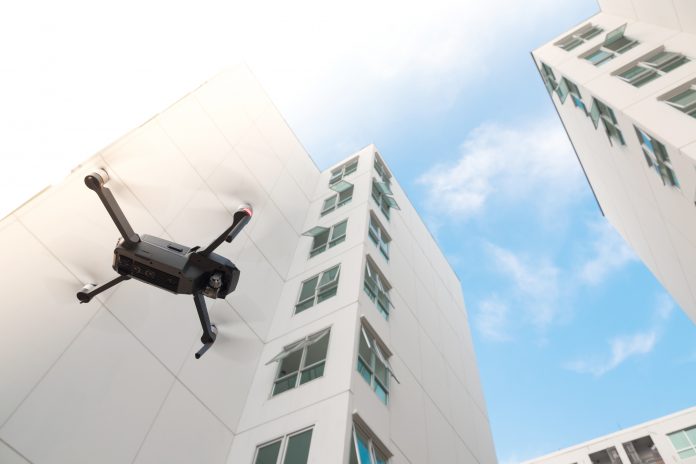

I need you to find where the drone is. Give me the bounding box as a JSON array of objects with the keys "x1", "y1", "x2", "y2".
[{"x1": 76, "y1": 169, "x2": 252, "y2": 359}]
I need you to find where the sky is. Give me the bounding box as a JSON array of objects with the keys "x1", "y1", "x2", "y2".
[{"x1": 2, "y1": 0, "x2": 696, "y2": 462}]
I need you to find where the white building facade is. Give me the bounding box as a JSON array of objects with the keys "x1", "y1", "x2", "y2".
[
  {"x1": 0, "y1": 67, "x2": 496, "y2": 464},
  {"x1": 523, "y1": 407, "x2": 696, "y2": 464},
  {"x1": 532, "y1": 1, "x2": 696, "y2": 325}
]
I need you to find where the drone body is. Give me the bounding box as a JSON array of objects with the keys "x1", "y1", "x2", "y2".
[{"x1": 76, "y1": 170, "x2": 252, "y2": 359}]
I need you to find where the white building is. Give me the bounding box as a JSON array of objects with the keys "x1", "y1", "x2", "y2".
[
  {"x1": 523, "y1": 407, "x2": 696, "y2": 464},
  {"x1": 0, "y1": 67, "x2": 496, "y2": 464},
  {"x1": 532, "y1": 1, "x2": 696, "y2": 325}
]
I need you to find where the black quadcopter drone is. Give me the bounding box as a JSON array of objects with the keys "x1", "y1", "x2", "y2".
[{"x1": 76, "y1": 169, "x2": 252, "y2": 359}]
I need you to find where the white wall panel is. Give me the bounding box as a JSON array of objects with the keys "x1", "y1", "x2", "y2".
[{"x1": 0, "y1": 309, "x2": 173, "y2": 464}]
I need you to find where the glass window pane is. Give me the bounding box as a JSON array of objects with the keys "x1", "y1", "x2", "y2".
[
  {"x1": 339, "y1": 186, "x2": 354, "y2": 204},
  {"x1": 685, "y1": 427, "x2": 696, "y2": 445},
  {"x1": 359, "y1": 332, "x2": 372, "y2": 362},
  {"x1": 620, "y1": 65, "x2": 647, "y2": 80},
  {"x1": 322, "y1": 196, "x2": 336, "y2": 211},
  {"x1": 331, "y1": 180, "x2": 354, "y2": 193},
  {"x1": 278, "y1": 349, "x2": 303, "y2": 377},
  {"x1": 283, "y1": 429, "x2": 313, "y2": 464},
  {"x1": 345, "y1": 160, "x2": 358, "y2": 174},
  {"x1": 273, "y1": 374, "x2": 298, "y2": 395},
  {"x1": 298, "y1": 277, "x2": 319, "y2": 303},
  {"x1": 587, "y1": 49, "x2": 613, "y2": 65},
  {"x1": 670, "y1": 431, "x2": 690, "y2": 450},
  {"x1": 299, "y1": 362, "x2": 325, "y2": 384},
  {"x1": 669, "y1": 89, "x2": 696, "y2": 108},
  {"x1": 356, "y1": 430, "x2": 373, "y2": 464},
  {"x1": 357, "y1": 357, "x2": 372, "y2": 383},
  {"x1": 313, "y1": 230, "x2": 330, "y2": 248},
  {"x1": 305, "y1": 334, "x2": 329, "y2": 366},
  {"x1": 374, "y1": 358, "x2": 389, "y2": 386},
  {"x1": 557, "y1": 78, "x2": 570, "y2": 103},
  {"x1": 605, "y1": 23, "x2": 627, "y2": 45},
  {"x1": 316, "y1": 286, "x2": 337, "y2": 303},
  {"x1": 331, "y1": 221, "x2": 348, "y2": 239},
  {"x1": 678, "y1": 449, "x2": 696, "y2": 459},
  {"x1": 256, "y1": 440, "x2": 282, "y2": 464},
  {"x1": 590, "y1": 101, "x2": 601, "y2": 128},
  {"x1": 374, "y1": 382, "x2": 388, "y2": 404},
  {"x1": 319, "y1": 266, "x2": 340, "y2": 286}
]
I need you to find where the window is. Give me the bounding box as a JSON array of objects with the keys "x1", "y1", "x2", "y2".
[
  {"x1": 582, "y1": 24, "x2": 639, "y2": 66},
  {"x1": 664, "y1": 82, "x2": 696, "y2": 119},
  {"x1": 295, "y1": 265, "x2": 340, "y2": 313},
  {"x1": 321, "y1": 184, "x2": 354, "y2": 216},
  {"x1": 590, "y1": 98, "x2": 625, "y2": 146},
  {"x1": 374, "y1": 154, "x2": 391, "y2": 185},
  {"x1": 541, "y1": 62, "x2": 558, "y2": 94},
  {"x1": 368, "y1": 213, "x2": 391, "y2": 260},
  {"x1": 589, "y1": 447, "x2": 624, "y2": 464},
  {"x1": 371, "y1": 179, "x2": 399, "y2": 220},
  {"x1": 357, "y1": 323, "x2": 398, "y2": 404},
  {"x1": 557, "y1": 77, "x2": 587, "y2": 113},
  {"x1": 267, "y1": 328, "x2": 330, "y2": 396},
  {"x1": 329, "y1": 158, "x2": 359, "y2": 186},
  {"x1": 303, "y1": 220, "x2": 348, "y2": 258},
  {"x1": 349, "y1": 422, "x2": 390, "y2": 464},
  {"x1": 363, "y1": 257, "x2": 392, "y2": 319},
  {"x1": 616, "y1": 50, "x2": 689, "y2": 87},
  {"x1": 668, "y1": 425, "x2": 696, "y2": 460},
  {"x1": 635, "y1": 127, "x2": 679, "y2": 187},
  {"x1": 622, "y1": 436, "x2": 665, "y2": 464},
  {"x1": 254, "y1": 427, "x2": 314, "y2": 464},
  {"x1": 555, "y1": 23, "x2": 604, "y2": 51}
]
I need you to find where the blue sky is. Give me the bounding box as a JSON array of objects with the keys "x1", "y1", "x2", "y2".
[{"x1": 3, "y1": 0, "x2": 696, "y2": 462}]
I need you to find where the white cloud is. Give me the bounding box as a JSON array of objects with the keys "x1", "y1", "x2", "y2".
[
  {"x1": 578, "y1": 221, "x2": 637, "y2": 286},
  {"x1": 486, "y1": 243, "x2": 561, "y2": 329},
  {"x1": 565, "y1": 331, "x2": 658, "y2": 377},
  {"x1": 476, "y1": 296, "x2": 512, "y2": 342},
  {"x1": 564, "y1": 293, "x2": 674, "y2": 376},
  {"x1": 418, "y1": 117, "x2": 584, "y2": 219}
]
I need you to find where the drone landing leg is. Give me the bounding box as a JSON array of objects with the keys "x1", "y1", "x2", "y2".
[
  {"x1": 193, "y1": 292, "x2": 217, "y2": 359},
  {"x1": 198, "y1": 205, "x2": 253, "y2": 257},
  {"x1": 84, "y1": 171, "x2": 140, "y2": 247},
  {"x1": 77, "y1": 274, "x2": 131, "y2": 303}
]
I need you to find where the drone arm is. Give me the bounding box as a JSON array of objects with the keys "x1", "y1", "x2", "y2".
[
  {"x1": 198, "y1": 205, "x2": 253, "y2": 257},
  {"x1": 84, "y1": 171, "x2": 140, "y2": 247},
  {"x1": 193, "y1": 292, "x2": 217, "y2": 359},
  {"x1": 76, "y1": 274, "x2": 131, "y2": 303}
]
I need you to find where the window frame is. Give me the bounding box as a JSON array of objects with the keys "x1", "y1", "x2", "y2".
[
  {"x1": 590, "y1": 98, "x2": 625, "y2": 146},
  {"x1": 540, "y1": 62, "x2": 558, "y2": 94},
  {"x1": 634, "y1": 126, "x2": 679, "y2": 188},
  {"x1": 668, "y1": 426, "x2": 696, "y2": 460},
  {"x1": 363, "y1": 257, "x2": 393, "y2": 319},
  {"x1": 368, "y1": 212, "x2": 391, "y2": 260},
  {"x1": 295, "y1": 265, "x2": 341, "y2": 313},
  {"x1": 373, "y1": 153, "x2": 392, "y2": 186},
  {"x1": 581, "y1": 23, "x2": 639, "y2": 66},
  {"x1": 662, "y1": 80, "x2": 696, "y2": 119},
  {"x1": 349, "y1": 422, "x2": 391, "y2": 464},
  {"x1": 615, "y1": 49, "x2": 690, "y2": 87},
  {"x1": 304, "y1": 219, "x2": 348, "y2": 258},
  {"x1": 356, "y1": 322, "x2": 399, "y2": 405},
  {"x1": 269, "y1": 328, "x2": 331, "y2": 397},
  {"x1": 371, "y1": 179, "x2": 399, "y2": 220},
  {"x1": 253, "y1": 426, "x2": 315, "y2": 464},
  {"x1": 554, "y1": 23, "x2": 604, "y2": 51},
  {"x1": 320, "y1": 185, "x2": 354, "y2": 217},
  {"x1": 329, "y1": 157, "x2": 359, "y2": 186}
]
